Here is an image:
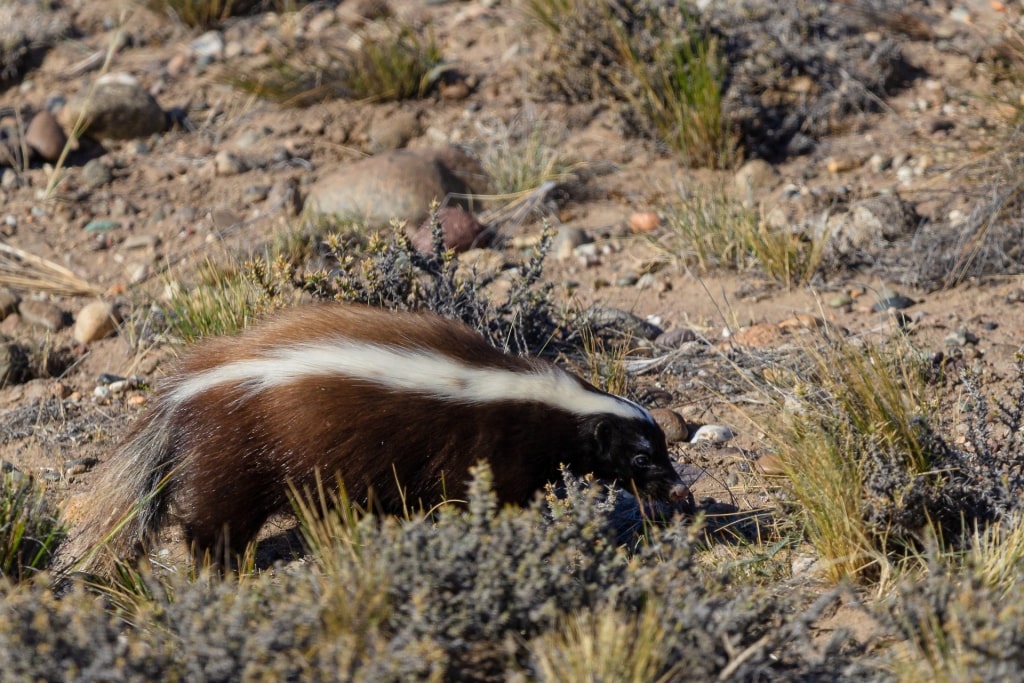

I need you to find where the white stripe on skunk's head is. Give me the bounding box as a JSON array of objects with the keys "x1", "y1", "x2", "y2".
[{"x1": 165, "y1": 339, "x2": 654, "y2": 423}]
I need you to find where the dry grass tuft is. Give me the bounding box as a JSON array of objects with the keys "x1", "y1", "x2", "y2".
[{"x1": 0, "y1": 243, "x2": 102, "y2": 297}]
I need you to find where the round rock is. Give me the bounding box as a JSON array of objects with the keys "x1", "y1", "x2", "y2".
[
  {"x1": 214, "y1": 150, "x2": 248, "y2": 176},
  {"x1": 649, "y1": 408, "x2": 688, "y2": 443},
  {"x1": 690, "y1": 424, "x2": 734, "y2": 444},
  {"x1": 74, "y1": 300, "x2": 118, "y2": 343},
  {"x1": 64, "y1": 72, "x2": 167, "y2": 141},
  {"x1": 81, "y1": 159, "x2": 113, "y2": 188},
  {"x1": 24, "y1": 109, "x2": 67, "y2": 162},
  {"x1": 408, "y1": 206, "x2": 487, "y2": 254},
  {"x1": 553, "y1": 226, "x2": 590, "y2": 261},
  {"x1": 305, "y1": 148, "x2": 486, "y2": 227},
  {"x1": 655, "y1": 327, "x2": 697, "y2": 348}
]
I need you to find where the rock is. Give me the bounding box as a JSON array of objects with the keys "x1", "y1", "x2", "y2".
[
  {"x1": 243, "y1": 184, "x2": 270, "y2": 202},
  {"x1": 211, "y1": 209, "x2": 242, "y2": 229},
  {"x1": 73, "y1": 300, "x2": 118, "y2": 343},
  {"x1": 553, "y1": 226, "x2": 590, "y2": 261},
  {"x1": 629, "y1": 211, "x2": 660, "y2": 233},
  {"x1": 871, "y1": 293, "x2": 916, "y2": 312},
  {"x1": 84, "y1": 219, "x2": 121, "y2": 233},
  {"x1": 408, "y1": 206, "x2": 487, "y2": 253},
  {"x1": 944, "y1": 325, "x2": 979, "y2": 347},
  {"x1": 825, "y1": 156, "x2": 861, "y2": 174},
  {"x1": 81, "y1": 158, "x2": 113, "y2": 188},
  {"x1": 650, "y1": 408, "x2": 688, "y2": 443},
  {"x1": 585, "y1": 306, "x2": 663, "y2": 341},
  {"x1": 367, "y1": 109, "x2": 420, "y2": 152},
  {"x1": 0, "y1": 287, "x2": 18, "y2": 319},
  {"x1": 1, "y1": 169, "x2": 19, "y2": 190},
  {"x1": 122, "y1": 233, "x2": 160, "y2": 250},
  {"x1": 190, "y1": 30, "x2": 225, "y2": 61},
  {"x1": 305, "y1": 148, "x2": 486, "y2": 227},
  {"x1": 64, "y1": 72, "x2": 166, "y2": 141},
  {"x1": 18, "y1": 299, "x2": 66, "y2": 331},
  {"x1": 266, "y1": 178, "x2": 302, "y2": 216},
  {"x1": 24, "y1": 109, "x2": 66, "y2": 162},
  {"x1": 829, "y1": 293, "x2": 853, "y2": 308},
  {"x1": 214, "y1": 150, "x2": 248, "y2": 176},
  {"x1": 655, "y1": 327, "x2": 697, "y2": 348},
  {"x1": 823, "y1": 194, "x2": 919, "y2": 258},
  {"x1": 690, "y1": 424, "x2": 734, "y2": 444},
  {"x1": 734, "y1": 159, "x2": 779, "y2": 205}
]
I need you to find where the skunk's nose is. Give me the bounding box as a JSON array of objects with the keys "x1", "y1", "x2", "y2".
[{"x1": 668, "y1": 482, "x2": 694, "y2": 510}]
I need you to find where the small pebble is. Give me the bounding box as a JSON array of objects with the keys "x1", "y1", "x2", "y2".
[
  {"x1": 122, "y1": 234, "x2": 161, "y2": 250},
  {"x1": 872, "y1": 294, "x2": 916, "y2": 312},
  {"x1": 655, "y1": 327, "x2": 697, "y2": 348},
  {"x1": 84, "y1": 219, "x2": 121, "y2": 233},
  {"x1": 690, "y1": 425, "x2": 734, "y2": 444},
  {"x1": 629, "y1": 211, "x2": 660, "y2": 233},
  {"x1": 190, "y1": 30, "x2": 225, "y2": 60},
  {"x1": 944, "y1": 326, "x2": 979, "y2": 347},
  {"x1": 214, "y1": 150, "x2": 248, "y2": 176},
  {"x1": 81, "y1": 159, "x2": 113, "y2": 188},
  {"x1": 553, "y1": 226, "x2": 589, "y2": 261},
  {"x1": 243, "y1": 185, "x2": 271, "y2": 203},
  {"x1": 63, "y1": 457, "x2": 99, "y2": 476},
  {"x1": 829, "y1": 293, "x2": 853, "y2": 308}
]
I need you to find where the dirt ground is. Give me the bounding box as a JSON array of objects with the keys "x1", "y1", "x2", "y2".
[{"x1": 2, "y1": 0, "x2": 1024, "y2": 589}]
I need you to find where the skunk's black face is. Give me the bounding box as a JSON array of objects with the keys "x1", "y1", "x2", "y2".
[{"x1": 583, "y1": 414, "x2": 693, "y2": 509}]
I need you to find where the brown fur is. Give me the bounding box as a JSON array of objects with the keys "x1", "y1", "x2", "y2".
[{"x1": 57, "y1": 304, "x2": 689, "y2": 576}]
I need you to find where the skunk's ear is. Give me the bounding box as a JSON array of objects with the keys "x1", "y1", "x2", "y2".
[{"x1": 588, "y1": 417, "x2": 615, "y2": 463}]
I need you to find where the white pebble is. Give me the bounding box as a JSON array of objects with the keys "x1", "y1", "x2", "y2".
[{"x1": 690, "y1": 425, "x2": 734, "y2": 444}]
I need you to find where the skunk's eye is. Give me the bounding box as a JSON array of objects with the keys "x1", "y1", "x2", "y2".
[{"x1": 632, "y1": 454, "x2": 651, "y2": 468}]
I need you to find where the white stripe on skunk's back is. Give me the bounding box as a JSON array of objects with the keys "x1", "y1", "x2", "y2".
[{"x1": 165, "y1": 339, "x2": 653, "y2": 422}]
